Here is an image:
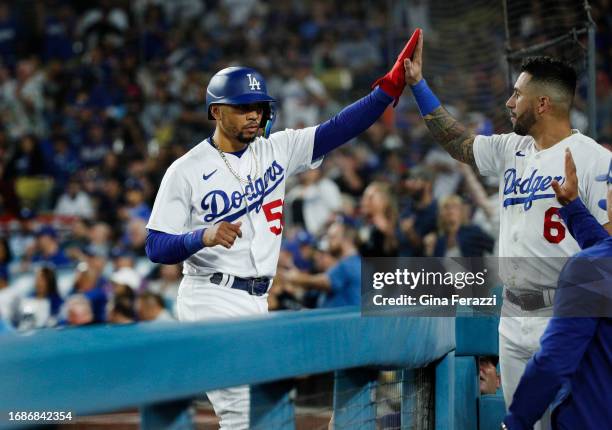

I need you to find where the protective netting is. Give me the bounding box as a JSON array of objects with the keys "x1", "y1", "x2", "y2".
[
  {"x1": 251, "y1": 368, "x2": 436, "y2": 429},
  {"x1": 188, "y1": 368, "x2": 436, "y2": 429},
  {"x1": 390, "y1": 0, "x2": 594, "y2": 134}
]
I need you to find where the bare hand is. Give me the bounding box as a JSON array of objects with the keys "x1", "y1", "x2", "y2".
[
  {"x1": 404, "y1": 32, "x2": 423, "y2": 86},
  {"x1": 551, "y1": 148, "x2": 578, "y2": 206},
  {"x1": 400, "y1": 217, "x2": 415, "y2": 234},
  {"x1": 203, "y1": 221, "x2": 242, "y2": 248}
]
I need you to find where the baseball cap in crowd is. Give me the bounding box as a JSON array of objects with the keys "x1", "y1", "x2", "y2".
[
  {"x1": 596, "y1": 158, "x2": 612, "y2": 210},
  {"x1": 110, "y1": 267, "x2": 141, "y2": 291},
  {"x1": 36, "y1": 225, "x2": 58, "y2": 239},
  {"x1": 406, "y1": 166, "x2": 435, "y2": 182},
  {"x1": 124, "y1": 178, "x2": 144, "y2": 192},
  {"x1": 82, "y1": 244, "x2": 108, "y2": 258},
  {"x1": 18, "y1": 207, "x2": 37, "y2": 221}
]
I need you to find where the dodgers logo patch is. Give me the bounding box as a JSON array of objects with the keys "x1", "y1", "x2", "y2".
[{"x1": 502, "y1": 168, "x2": 564, "y2": 210}]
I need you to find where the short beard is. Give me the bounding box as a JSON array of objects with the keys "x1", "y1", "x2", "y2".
[
  {"x1": 236, "y1": 131, "x2": 258, "y2": 144},
  {"x1": 513, "y1": 108, "x2": 537, "y2": 136}
]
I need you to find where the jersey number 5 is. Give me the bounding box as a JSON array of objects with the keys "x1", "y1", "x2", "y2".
[
  {"x1": 543, "y1": 207, "x2": 566, "y2": 244},
  {"x1": 263, "y1": 199, "x2": 284, "y2": 235}
]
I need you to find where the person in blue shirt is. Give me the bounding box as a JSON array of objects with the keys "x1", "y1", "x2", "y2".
[
  {"x1": 503, "y1": 150, "x2": 612, "y2": 430},
  {"x1": 281, "y1": 219, "x2": 361, "y2": 308}
]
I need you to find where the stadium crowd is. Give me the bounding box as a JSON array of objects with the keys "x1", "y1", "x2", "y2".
[{"x1": 0, "y1": 0, "x2": 611, "y2": 331}]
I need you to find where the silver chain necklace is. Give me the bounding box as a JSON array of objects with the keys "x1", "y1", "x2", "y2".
[{"x1": 210, "y1": 137, "x2": 260, "y2": 185}]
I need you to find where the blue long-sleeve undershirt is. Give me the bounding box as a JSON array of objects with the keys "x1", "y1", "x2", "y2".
[
  {"x1": 559, "y1": 197, "x2": 608, "y2": 249},
  {"x1": 145, "y1": 229, "x2": 205, "y2": 264},
  {"x1": 312, "y1": 87, "x2": 393, "y2": 161}
]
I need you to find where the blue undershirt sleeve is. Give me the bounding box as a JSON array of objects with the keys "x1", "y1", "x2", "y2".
[
  {"x1": 559, "y1": 198, "x2": 608, "y2": 250},
  {"x1": 312, "y1": 87, "x2": 393, "y2": 161},
  {"x1": 146, "y1": 229, "x2": 206, "y2": 265}
]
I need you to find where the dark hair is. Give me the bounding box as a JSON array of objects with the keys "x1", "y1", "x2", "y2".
[
  {"x1": 0, "y1": 236, "x2": 11, "y2": 263},
  {"x1": 39, "y1": 266, "x2": 59, "y2": 297},
  {"x1": 139, "y1": 291, "x2": 165, "y2": 309},
  {"x1": 520, "y1": 56, "x2": 577, "y2": 102},
  {"x1": 112, "y1": 294, "x2": 136, "y2": 320}
]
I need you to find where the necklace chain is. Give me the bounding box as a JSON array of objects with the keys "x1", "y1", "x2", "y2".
[{"x1": 210, "y1": 137, "x2": 260, "y2": 185}]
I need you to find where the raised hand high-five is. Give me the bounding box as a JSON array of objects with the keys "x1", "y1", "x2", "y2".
[{"x1": 551, "y1": 148, "x2": 579, "y2": 206}]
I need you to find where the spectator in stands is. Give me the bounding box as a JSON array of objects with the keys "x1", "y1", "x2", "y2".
[
  {"x1": 27, "y1": 225, "x2": 71, "y2": 269},
  {"x1": 109, "y1": 267, "x2": 141, "y2": 298},
  {"x1": 107, "y1": 289, "x2": 136, "y2": 324},
  {"x1": 18, "y1": 265, "x2": 63, "y2": 329},
  {"x1": 32, "y1": 265, "x2": 63, "y2": 319},
  {"x1": 109, "y1": 247, "x2": 137, "y2": 271},
  {"x1": 54, "y1": 176, "x2": 94, "y2": 219},
  {"x1": 479, "y1": 355, "x2": 501, "y2": 395},
  {"x1": 459, "y1": 163, "x2": 500, "y2": 256},
  {"x1": 8, "y1": 208, "x2": 37, "y2": 261},
  {"x1": 79, "y1": 121, "x2": 110, "y2": 168},
  {"x1": 123, "y1": 218, "x2": 148, "y2": 257},
  {"x1": 285, "y1": 168, "x2": 342, "y2": 235},
  {"x1": 64, "y1": 294, "x2": 94, "y2": 326},
  {"x1": 71, "y1": 261, "x2": 107, "y2": 323},
  {"x1": 0, "y1": 236, "x2": 11, "y2": 289},
  {"x1": 281, "y1": 219, "x2": 361, "y2": 308},
  {"x1": 426, "y1": 195, "x2": 494, "y2": 258},
  {"x1": 147, "y1": 263, "x2": 181, "y2": 305},
  {"x1": 120, "y1": 178, "x2": 151, "y2": 223},
  {"x1": 398, "y1": 166, "x2": 438, "y2": 256},
  {"x1": 358, "y1": 181, "x2": 399, "y2": 257},
  {"x1": 136, "y1": 291, "x2": 174, "y2": 322}
]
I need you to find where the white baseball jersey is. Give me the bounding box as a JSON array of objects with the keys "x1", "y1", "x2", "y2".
[
  {"x1": 474, "y1": 130, "x2": 610, "y2": 292},
  {"x1": 147, "y1": 127, "x2": 320, "y2": 278}
]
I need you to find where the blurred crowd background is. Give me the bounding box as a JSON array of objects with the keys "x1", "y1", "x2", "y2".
[{"x1": 0, "y1": 0, "x2": 611, "y2": 331}]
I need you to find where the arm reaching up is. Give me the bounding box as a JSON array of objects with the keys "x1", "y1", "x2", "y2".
[{"x1": 404, "y1": 32, "x2": 477, "y2": 170}]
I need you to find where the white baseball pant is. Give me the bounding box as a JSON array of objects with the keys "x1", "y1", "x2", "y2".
[
  {"x1": 499, "y1": 299, "x2": 553, "y2": 430},
  {"x1": 176, "y1": 275, "x2": 269, "y2": 430}
]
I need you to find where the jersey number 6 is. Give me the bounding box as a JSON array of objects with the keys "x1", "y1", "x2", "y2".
[
  {"x1": 543, "y1": 207, "x2": 566, "y2": 244},
  {"x1": 263, "y1": 199, "x2": 284, "y2": 235}
]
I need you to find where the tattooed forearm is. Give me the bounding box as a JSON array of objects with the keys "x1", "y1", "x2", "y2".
[{"x1": 423, "y1": 106, "x2": 477, "y2": 170}]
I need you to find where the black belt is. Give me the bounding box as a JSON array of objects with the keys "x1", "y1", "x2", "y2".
[
  {"x1": 505, "y1": 290, "x2": 547, "y2": 311},
  {"x1": 210, "y1": 273, "x2": 270, "y2": 296}
]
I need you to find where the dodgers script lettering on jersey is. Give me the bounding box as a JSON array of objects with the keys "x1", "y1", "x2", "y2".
[
  {"x1": 200, "y1": 160, "x2": 285, "y2": 223},
  {"x1": 473, "y1": 131, "x2": 610, "y2": 291},
  {"x1": 147, "y1": 126, "x2": 320, "y2": 278}
]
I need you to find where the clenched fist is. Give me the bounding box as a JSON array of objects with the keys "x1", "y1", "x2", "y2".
[{"x1": 203, "y1": 221, "x2": 243, "y2": 248}]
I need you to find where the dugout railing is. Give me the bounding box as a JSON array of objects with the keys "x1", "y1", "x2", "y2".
[{"x1": 0, "y1": 308, "x2": 503, "y2": 429}]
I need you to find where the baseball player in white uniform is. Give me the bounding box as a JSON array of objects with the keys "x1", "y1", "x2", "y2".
[
  {"x1": 145, "y1": 30, "x2": 421, "y2": 430},
  {"x1": 404, "y1": 33, "x2": 611, "y2": 430}
]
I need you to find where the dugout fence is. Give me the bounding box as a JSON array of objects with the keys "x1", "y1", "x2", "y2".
[{"x1": 0, "y1": 308, "x2": 504, "y2": 429}]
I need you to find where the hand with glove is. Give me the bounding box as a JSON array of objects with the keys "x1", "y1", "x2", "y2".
[{"x1": 372, "y1": 28, "x2": 422, "y2": 106}]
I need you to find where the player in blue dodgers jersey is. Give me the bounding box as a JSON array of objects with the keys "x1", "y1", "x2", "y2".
[
  {"x1": 503, "y1": 152, "x2": 612, "y2": 430},
  {"x1": 404, "y1": 32, "x2": 611, "y2": 430},
  {"x1": 145, "y1": 30, "x2": 421, "y2": 430}
]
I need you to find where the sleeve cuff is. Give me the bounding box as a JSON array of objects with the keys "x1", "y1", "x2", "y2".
[
  {"x1": 183, "y1": 229, "x2": 206, "y2": 254},
  {"x1": 373, "y1": 87, "x2": 395, "y2": 104}
]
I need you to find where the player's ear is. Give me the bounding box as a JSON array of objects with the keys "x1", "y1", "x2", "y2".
[
  {"x1": 537, "y1": 95, "x2": 550, "y2": 114},
  {"x1": 210, "y1": 105, "x2": 222, "y2": 121}
]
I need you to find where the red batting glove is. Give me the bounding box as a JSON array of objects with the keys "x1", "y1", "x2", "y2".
[{"x1": 372, "y1": 28, "x2": 422, "y2": 106}]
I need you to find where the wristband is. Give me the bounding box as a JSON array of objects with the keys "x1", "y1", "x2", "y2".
[
  {"x1": 410, "y1": 79, "x2": 441, "y2": 116},
  {"x1": 184, "y1": 228, "x2": 206, "y2": 253}
]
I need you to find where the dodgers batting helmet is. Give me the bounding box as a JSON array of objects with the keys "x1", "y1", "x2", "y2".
[{"x1": 206, "y1": 66, "x2": 277, "y2": 137}]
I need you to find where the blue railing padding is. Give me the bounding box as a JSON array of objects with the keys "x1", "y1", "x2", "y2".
[{"x1": 0, "y1": 308, "x2": 454, "y2": 418}]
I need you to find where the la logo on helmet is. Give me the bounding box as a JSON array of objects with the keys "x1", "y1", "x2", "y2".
[{"x1": 247, "y1": 74, "x2": 261, "y2": 91}]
